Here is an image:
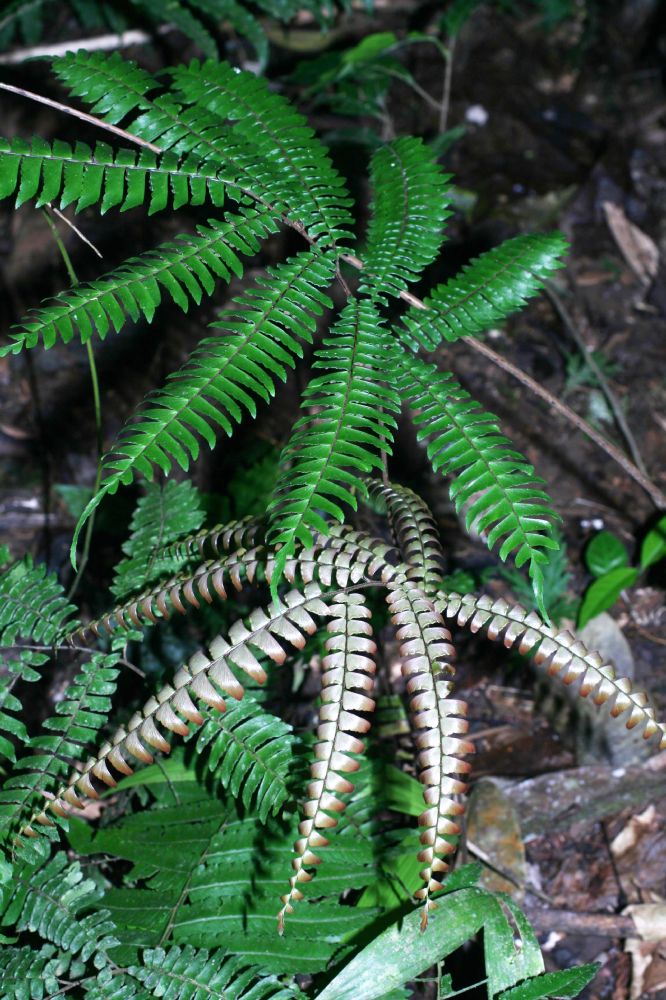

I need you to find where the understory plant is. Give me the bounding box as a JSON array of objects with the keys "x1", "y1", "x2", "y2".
[{"x1": 0, "y1": 39, "x2": 664, "y2": 999}]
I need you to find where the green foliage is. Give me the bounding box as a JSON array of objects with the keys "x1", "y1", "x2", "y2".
[
  {"x1": 268, "y1": 298, "x2": 400, "y2": 564},
  {"x1": 399, "y1": 234, "x2": 568, "y2": 349},
  {"x1": 0, "y1": 25, "x2": 642, "y2": 1000},
  {"x1": 397, "y1": 354, "x2": 559, "y2": 615},
  {"x1": 112, "y1": 480, "x2": 205, "y2": 600},
  {"x1": 576, "y1": 525, "x2": 663, "y2": 627}
]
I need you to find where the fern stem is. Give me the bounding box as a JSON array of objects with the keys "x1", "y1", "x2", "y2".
[
  {"x1": 439, "y1": 36, "x2": 456, "y2": 135},
  {"x1": 544, "y1": 280, "x2": 649, "y2": 479},
  {"x1": 462, "y1": 333, "x2": 666, "y2": 510},
  {"x1": 41, "y1": 210, "x2": 105, "y2": 598},
  {"x1": 0, "y1": 81, "x2": 162, "y2": 153}
]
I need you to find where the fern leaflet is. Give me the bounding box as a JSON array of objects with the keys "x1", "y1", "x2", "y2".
[
  {"x1": 399, "y1": 233, "x2": 568, "y2": 348},
  {"x1": 397, "y1": 352, "x2": 560, "y2": 615},
  {"x1": 1, "y1": 208, "x2": 277, "y2": 356},
  {"x1": 0, "y1": 137, "x2": 231, "y2": 215},
  {"x1": 360, "y1": 136, "x2": 451, "y2": 301},
  {"x1": 112, "y1": 480, "x2": 205, "y2": 601},
  {"x1": 268, "y1": 298, "x2": 400, "y2": 570}
]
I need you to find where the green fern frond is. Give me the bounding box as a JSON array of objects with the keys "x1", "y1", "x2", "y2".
[
  {"x1": 169, "y1": 59, "x2": 354, "y2": 243},
  {"x1": 112, "y1": 480, "x2": 205, "y2": 601},
  {"x1": 1, "y1": 651, "x2": 120, "y2": 845},
  {"x1": 0, "y1": 852, "x2": 118, "y2": 961},
  {"x1": 134, "y1": 0, "x2": 219, "y2": 59},
  {"x1": 2, "y1": 207, "x2": 277, "y2": 357},
  {"x1": 385, "y1": 579, "x2": 472, "y2": 928},
  {"x1": 0, "y1": 558, "x2": 78, "y2": 766},
  {"x1": 51, "y1": 52, "x2": 303, "y2": 215},
  {"x1": 0, "y1": 137, "x2": 230, "y2": 215},
  {"x1": 397, "y1": 353, "x2": 560, "y2": 616},
  {"x1": 71, "y1": 250, "x2": 335, "y2": 561},
  {"x1": 441, "y1": 592, "x2": 666, "y2": 749},
  {"x1": 399, "y1": 233, "x2": 568, "y2": 349},
  {"x1": 360, "y1": 137, "x2": 451, "y2": 301},
  {"x1": 51, "y1": 50, "x2": 160, "y2": 124},
  {"x1": 368, "y1": 480, "x2": 446, "y2": 596},
  {"x1": 127, "y1": 945, "x2": 305, "y2": 999},
  {"x1": 0, "y1": 944, "x2": 73, "y2": 1000},
  {"x1": 0, "y1": 556, "x2": 77, "y2": 643},
  {"x1": 279, "y1": 592, "x2": 376, "y2": 929},
  {"x1": 0, "y1": 0, "x2": 51, "y2": 47},
  {"x1": 193, "y1": 699, "x2": 298, "y2": 823},
  {"x1": 268, "y1": 298, "x2": 400, "y2": 570}
]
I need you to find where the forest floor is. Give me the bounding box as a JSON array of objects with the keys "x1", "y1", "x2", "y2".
[{"x1": 1, "y1": 2, "x2": 665, "y2": 997}]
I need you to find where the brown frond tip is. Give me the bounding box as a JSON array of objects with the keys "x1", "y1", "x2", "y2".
[
  {"x1": 441, "y1": 593, "x2": 666, "y2": 750},
  {"x1": 26, "y1": 585, "x2": 330, "y2": 835},
  {"x1": 386, "y1": 580, "x2": 474, "y2": 930},
  {"x1": 369, "y1": 480, "x2": 446, "y2": 596},
  {"x1": 278, "y1": 593, "x2": 376, "y2": 933}
]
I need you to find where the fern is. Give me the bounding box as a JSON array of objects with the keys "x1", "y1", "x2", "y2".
[
  {"x1": 359, "y1": 136, "x2": 451, "y2": 301},
  {"x1": 192, "y1": 698, "x2": 299, "y2": 823},
  {"x1": 397, "y1": 352, "x2": 560, "y2": 615},
  {"x1": 0, "y1": 557, "x2": 78, "y2": 768},
  {"x1": 279, "y1": 591, "x2": 376, "y2": 928},
  {"x1": 0, "y1": 851, "x2": 118, "y2": 961},
  {"x1": 398, "y1": 233, "x2": 569, "y2": 349},
  {"x1": 0, "y1": 651, "x2": 120, "y2": 846},
  {"x1": 112, "y1": 479, "x2": 205, "y2": 600},
  {"x1": 268, "y1": 298, "x2": 400, "y2": 567},
  {"x1": 1, "y1": 208, "x2": 277, "y2": 355},
  {"x1": 169, "y1": 58, "x2": 355, "y2": 244},
  {"x1": 0, "y1": 137, "x2": 229, "y2": 215},
  {"x1": 71, "y1": 250, "x2": 336, "y2": 557}
]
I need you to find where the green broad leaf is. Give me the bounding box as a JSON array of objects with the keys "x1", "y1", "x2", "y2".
[
  {"x1": 317, "y1": 889, "x2": 493, "y2": 1000},
  {"x1": 343, "y1": 32, "x2": 397, "y2": 65},
  {"x1": 319, "y1": 886, "x2": 545, "y2": 1000},
  {"x1": 584, "y1": 530, "x2": 629, "y2": 577},
  {"x1": 484, "y1": 894, "x2": 544, "y2": 997},
  {"x1": 497, "y1": 964, "x2": 600, "y2": 1000},
  {"x1": 578, "y1": 567, "x2": 639, "y2": 628},
  {"x1": 640, "y1": 514, "x2": 666, "y2": 570}
]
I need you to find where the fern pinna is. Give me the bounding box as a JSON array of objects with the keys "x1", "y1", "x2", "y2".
[{"x1": 0, "y1": 45, "x2": 656, "y2": 998}]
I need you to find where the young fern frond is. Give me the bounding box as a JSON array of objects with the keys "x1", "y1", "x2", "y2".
[
  {"x1": 0, "y1": 138, "x2": 229, "y2": 216},
  {"x1": 398, "y1": 232, "x2": 568, "y2": 349},
  {"x1": 0, "y1": 852, "x2": 118, "y2": 961},
  {"x1": 2, "y1": 208, "x2": 277, "y2": 356},
  {"x1": 397, "y1": 353, "x2": 559, "y2": 616},
  {"x1": 193, "y1": 699, "x2": 298, "y2": 823},
  {"x1": 440, "y1": 592, "x2": 666, "y2": 749},
  {"x1": 385, "y1": 580, "x2": 472, "y2": 929},
  {"x1": 0, "y1": 558, "x2": 78, "y2": 767},
  {"x1": 369, "y1": 480, "x2": 446, "y2": 597},
  {"x1": 71, "y1": 250, "x2": 335, "y2": 559},
  {"x1": 170, "y1": 59, "x2": 355, "y2": 244},
  {"x1": 279, "y1": 592, "x2": 376, "y2": 930},
  {"x1": 359, "y1": 136, "x2": 451, "y2": 302},
  {"x1": 112, "y1": 480, "x2": 205, "y2": 601},
  {"x1": 2, "y1": 652, "x2": 120, "y2": 845},
  {"x1": 268, "y1": 298, "x2": 400, "y2": 569}
]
